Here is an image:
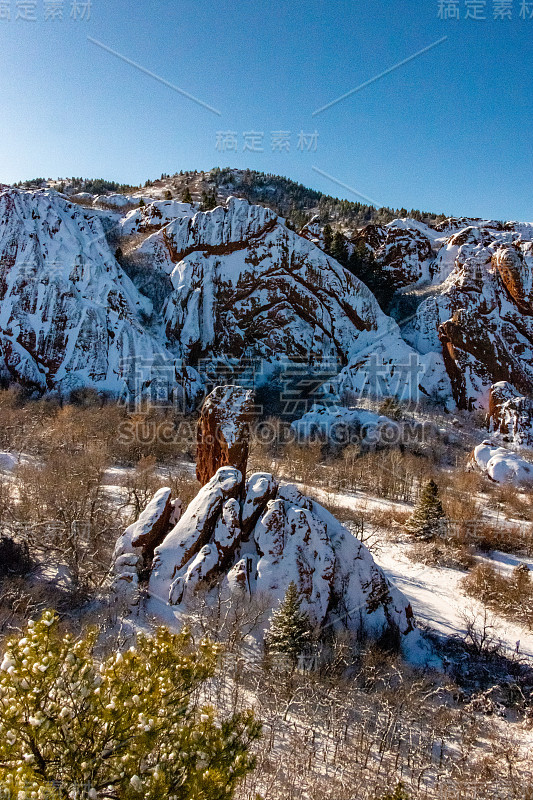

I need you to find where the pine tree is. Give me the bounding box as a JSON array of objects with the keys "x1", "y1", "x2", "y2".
[
  {"x1": 330, "y1": 230, "x2": 348, "y2": 267},
  {"x1": 406, "y1": 479, "x2": 446, "y2": 540},
  {"x1": 323, "y1": 223, "x2": 333, "y2": 254},
  {"x1": 265, "y1": 581, "x2": 312, "y2": 665},
  {"x1": 164, "y1": 189, "x2": 172, "y2": 200},
  {"x1": 0, "y1": 612, "x2": 260, "y2": 798},
  {"x1": 181, "y1": 186, "x2": 193, "y2": 204},
  {"x1": 380, "y1": 783, "x2": 409, "y2": 800},
  {"x1": 138, "y1": 197, "x2": 145, "y2": 207}
]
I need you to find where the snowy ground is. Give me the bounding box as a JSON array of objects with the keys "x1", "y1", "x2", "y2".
[
  {"x1": 299, "y1": 483, "x2": 533, "y2": 663},
  {"x1": 3, "y1": 443, "x2": 532, "y2": 665}
]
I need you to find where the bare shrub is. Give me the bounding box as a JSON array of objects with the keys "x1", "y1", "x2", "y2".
[
  {"x1": 458, "y1": 605, "x2": 505, "y2": 658},
  {"x1": 462, "y1": 563, "x2": 533, "y2": 629},
  {"x1": 410, "y1": 539, "x2": 474, "y2": 570}
]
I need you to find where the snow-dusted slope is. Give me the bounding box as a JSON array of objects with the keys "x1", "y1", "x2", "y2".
[
  {"x1": 0, "y1": 188, "x2": 175, "y2": 395},
  {"x1": 0, "y1": 188, "x2": 451, "y2": 405},
  {"x1": 357, "y1": 217, "x2": 533, "y2": 409}
]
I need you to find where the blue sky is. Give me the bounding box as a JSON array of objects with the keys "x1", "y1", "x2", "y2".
[{"x1": 0, "y1": 0, "x2": 531, "y2": 219}]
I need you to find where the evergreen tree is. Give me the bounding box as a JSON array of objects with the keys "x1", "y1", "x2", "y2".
[
  {"x1": 330, "y1": 231, "x2": 348, "y2": 267},
  {"x1": 265, "y1": 581, "x2": 312, "y2": 665},
  {"x1": 200, "y1": 189, "x2": 217, "y2": 211},
  {"x1": 379, "y1": 396, "x2": 403, "y2": 421},
  {"x1": 138, "y1": 197, "x2": 145, "y2": 207},
  {"x1": 406, "y1": 479, "x2": 446, "y2": 540},
  {"x1": 0, "y1": 612, "x2": 260, "y2": 799},
  {"x1": 164, "y1": 189, "x2": 172, "y2": 200},
  {"x1": 181, "y1": 186, "x2": 193, "y2": 204},
  {"x1": 323, "y1": 223, "x2": 333, "y2": 254}
]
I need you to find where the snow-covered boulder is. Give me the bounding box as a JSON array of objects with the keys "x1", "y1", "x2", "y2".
[
  {"x1": 291, "y1": 404, "x2": 399, "y2": 446},
  {"x1": 110, "y1": 487, "x2": 174, "y2": 607},
  {"x1": 146, "y1": 468, "x2": 416, "y2": 649},
  {"x1": 468, "y1": 441, "x2": 533, "y2": 486}
]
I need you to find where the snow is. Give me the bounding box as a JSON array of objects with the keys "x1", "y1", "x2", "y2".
[
  {"x1": 469, "y1": 441, "x2": 533, "y2": 486},
  {"x1": 2, "y1": 187, "x2": 533, "y2": 417},
  {"x1": 301, "y1": 483, "x2": 533, "y2": 662},
  {"x1": 111, "y1": 487, "x2": 172, "y2": 606},
  {"x1": 147, "y1": 467, "x2": 420, "y2": 658},
  {"x1": 291, "y1": 403, "x2": 397, "y2": 444},
  {"x1": 119, "y1": 200, "x2": 194, "y2": 236},
  {"x1": 93, "y1": 193, "x2": 143, "y2": 208}
]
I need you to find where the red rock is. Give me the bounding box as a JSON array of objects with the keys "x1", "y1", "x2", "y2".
[{"x1": 196, "y1": 386, "x2": 254, "y2": 486}]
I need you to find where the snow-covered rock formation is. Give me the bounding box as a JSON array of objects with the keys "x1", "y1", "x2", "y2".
[
  {"x1": 109, "y1": 386, "x2": 420, "y2": 653},
  {"x1": 356, "y1": 217, "x2": 533, "y2": 410},
  {"x1": 0, "y1": 187, "x2": 450, "y2": 407},
  {"x1": 196, "y1": 385, "x2": 254, "y2": 485},
  {"x1": 110, "y1": 487, "x2": 178, "y2": 607},
  {"x1": 291, "y1": 403, "x2": 400, "y2": 446},
  {"x1": 148, "y1": 467, "x2": 416, "y2": 647},
  {"x1": 3, "y1": 184, "x2": 533, "y2": 415},
  {"x1": 0, "y1": 188, "x2": 181, "y2": 397},
  {"x1": 488, "y1": 382, "x2": 533, "y2": 450},
  {"x1": 468, "y1": 441, "x2": 533, "y2": 486}
]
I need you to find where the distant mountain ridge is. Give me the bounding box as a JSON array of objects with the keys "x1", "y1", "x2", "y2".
[{"x1": 1, "y1": 174, "x2": 532, "y2": 422}]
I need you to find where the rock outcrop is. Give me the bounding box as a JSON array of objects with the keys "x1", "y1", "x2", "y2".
[
  {"x1": 107, "y1": 386, "x2": 419, "y2": 652},
  {"x1": 196, "y1": 385, "x2": 254, "y2": 486},
  {"x1": 148, "y1": 466, "x2": 416, "y2": 644},
  {"x1": 4, "y1": 185, "x2": 533, "y2": 415},
  {"x1": 0, "y1": 188, "x2": 448, "y2": 407},
  {"x1": 353, "y1": 219, "x2": 437, "y2": 287},
  {"x1": 110, "y1": 487, "x2": 178, "y2": 606},
  {"x1": 488, "y1": 382, "x2": 533, "y2": 449},
  {"x1": 0, "y1": 188, "x2": 181, "y2": 398}
]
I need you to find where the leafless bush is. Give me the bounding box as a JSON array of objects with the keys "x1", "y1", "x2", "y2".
[
  {"x1": 410, "y1": 539, "x2": 475, "y2": 570},
  {"x1": 462, "y1": 563, "x2": 533, "y2": 629}
]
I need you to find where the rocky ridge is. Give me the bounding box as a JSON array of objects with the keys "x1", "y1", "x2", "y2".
[{"x1": 111, "y1": 386, "x2": 420, "y2": 655}]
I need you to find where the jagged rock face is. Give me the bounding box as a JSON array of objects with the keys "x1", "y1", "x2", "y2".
[
  {"x1": 488, "y1": 382, "x2": 533, "y2": 449},
  {"x1": 468, "y1": 441, "x2": 533, "y2": 486},
  {"x1": 157, "y1": 198, "x2": 391, "y2": 371},
  {"x1": 434, "y1": 238, "x2": 533, "y2": 410},
  {"x1": 0, "y1": 188, "x2": 174, "y2": 396},
  {"x1": 196, "y1": 385, "x2": 254, "y2": 486},
  {"x1": 349, "y1": 216, "x2": 533, "y2": 410},
  {"x1": 110, "y1": 487, "x2": 175, "y2": 606},
  {"x1": 0, "y1": 189, "x2": 447, "y2": 406},
  {"x1": 131, "y1": 198, "x2": 449, "y2": 403},
  {"x1": 354, "y1": 220, "x2": 436, "y2": 287},
  {"x1": 434, "y1": 217, "x2": 504, "y2": 234},
  {"x1": 398, "y1": 225, "x2": 533, "y2": 410},
  {"x1": 4, "y1": 186, "x2": 533, "y2": 415},
  {"x1": 492, "y1": 246, "x2": 533, "y2": 313},
  {"x1": 148, "y1": 468, "x2": 415, "y2": 645}
]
